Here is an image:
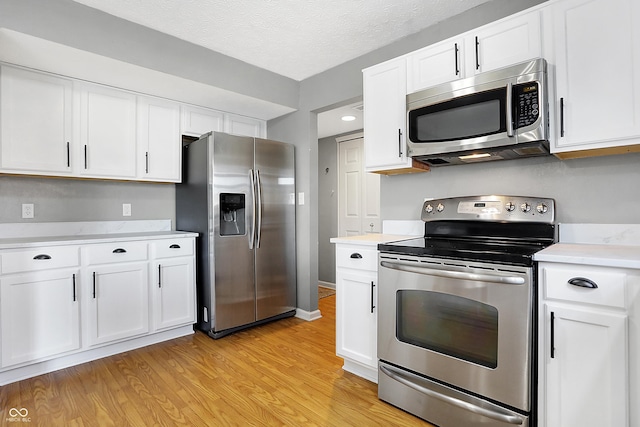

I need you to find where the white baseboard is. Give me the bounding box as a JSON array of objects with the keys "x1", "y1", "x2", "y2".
[
  {"x1": 295, "y1": 308, "x2": 322, "y2": 321},
  {"x1": 318, "y1": 281, "x2": 335, "y2": 290}
]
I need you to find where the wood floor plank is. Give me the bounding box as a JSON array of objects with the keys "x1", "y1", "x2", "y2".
[{"x1": 0, "y1": 295, "x2": 432, "y2": 426}]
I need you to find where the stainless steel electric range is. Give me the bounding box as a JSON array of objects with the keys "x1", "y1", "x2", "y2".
[{"x1": 377, "y1": 195, "x2": 556, "y2": 427}]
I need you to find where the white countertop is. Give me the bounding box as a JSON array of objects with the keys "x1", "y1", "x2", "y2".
[
  {"x1": 534, "y1": 243, "x2": 640, "y2": 269},
  {"x1": 0, "y1": 220, "x2": 197, "y2": 250},
  {"x1": 330, "y1": 234, "x2": 419, "y2": 246},
  {"x1": 535, "y1": 223, "x2": 640, "y2": 269},
  {"x1": 0, "y1": 230, "x2": 198, "y2": 250}
]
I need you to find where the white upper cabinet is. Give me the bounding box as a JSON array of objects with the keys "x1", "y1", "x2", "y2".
[
  {"x1": 224, "y1": 113, "x2": 266, "y2": 138},
  {"x1": 77, "y1": 83, "x2": 137, "y2": 179},
  {"x1": 407, "y1": 37, "x2": 465, "y2": 93},
  {"x1": 407, "y1": 10, "x2": 542, "y2": 93},
  {"x1": 364, "y1": 58, "x2": 413, "y2": 173},
  {"x1": 0, "y1": 66, "x2": 73, "y2": 175},
  {"x1": 181, "y1": 104, "x2": 224, "y2": 137},
  {"x1": 468, "y1": 11, "x2": 542, "y2": 75},
  {"x1": 550, "y1": 0, "x2": 640, "y2": 157},
  {"x1": 137, "y1": 97, "x2": 181, "y2": 182}
]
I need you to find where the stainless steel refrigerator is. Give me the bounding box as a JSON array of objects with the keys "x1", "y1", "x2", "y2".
[{"x1": 176, "y1": 132, "x2": 296, "y2": 338}]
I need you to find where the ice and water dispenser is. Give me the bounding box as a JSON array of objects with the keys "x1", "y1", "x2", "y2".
[{"x1": 219, "y1": 193, "x2": 245, "y2": 236}]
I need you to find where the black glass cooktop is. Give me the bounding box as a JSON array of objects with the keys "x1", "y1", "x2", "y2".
[{"x1": 378, "y1": 221, "x2": 556, "y2": 267}]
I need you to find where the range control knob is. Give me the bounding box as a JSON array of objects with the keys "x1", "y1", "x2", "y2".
[
  {"x1": 436, "y1": 203, "x2": 445, "y2": 212},
  {"x1": 505, "y1": 202, "x2": 516, "y2": 212},
  {"x1": 425, "y1": 204, "x2": 434, "y2": 213},
  {"x1": 520, "y1": 203, "x2": 531, "y2": 213},
  {"x1": 536, "y1": 203, "x2": 548, "y2": 214}
]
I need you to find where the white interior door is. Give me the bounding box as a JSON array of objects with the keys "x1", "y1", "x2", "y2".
[{"x1": 338, "y1": 133, "x2": 380, "y2": 237}]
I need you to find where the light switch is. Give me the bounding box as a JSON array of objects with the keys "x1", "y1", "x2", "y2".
[{"x1": 298, "y1": 192, "x2": 305, "y2": 205}]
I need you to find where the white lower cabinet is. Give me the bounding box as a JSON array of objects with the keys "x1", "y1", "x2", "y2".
[
  {"x1": 153, "y1": 257, "x2": 196, "y2": 331},
  {"x1": 0, "y1": 234, "x2": 196, "y2": 385},
  {"x1": 538, "y1": 262, "x2": 636, "y2": 427},
  {"x1": 87, "y1": 262, "x2": 149, "y2": 346},
  {"x1": 334, "y1": 242, "x2": 378, "y2": 383},
  {"x1": 0, "y1": 268, "x2": 80, "y2": 368}
]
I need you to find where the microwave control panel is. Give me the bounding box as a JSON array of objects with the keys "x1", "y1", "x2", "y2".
[{"x1": 514, "y1": 83, "x2": 539, "y2": 129}]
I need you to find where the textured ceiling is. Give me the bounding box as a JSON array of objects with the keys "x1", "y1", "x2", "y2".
[{"x1": 70, "y1": 0, "x2": 492, "y2": 81}]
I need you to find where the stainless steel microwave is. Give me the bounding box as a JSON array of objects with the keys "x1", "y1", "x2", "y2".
[{"x1": 406, "y1": 58, "x2": 549, "y2": 166}]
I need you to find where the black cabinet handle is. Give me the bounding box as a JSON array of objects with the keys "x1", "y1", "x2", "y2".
[
  {"x1": 84, "y1": 145, "x2": 88, "y2": 169},
  {"x1": 398, "y1": 129, "x2": 403, "y2": 157},
  {"x1": 158, "y1": 264, "x2": 162, "y2": 288},
  {"x1": 560, "y1": 97, "x2": 565, "y2": 137},
  {"x1": 454, "y1": 43, "x2": 459, "y2": 75},
  {"x1": 92, "y1": 272, "x2": 96, "y2": 299},
  {"x1": 145, "y1": 151, "x2": 149, "y2": 174},
  {"x1": 72, "y1": 273, "x2": 76, "y2": 302},
  {"x1": 169, "y1": 244, "x2": 181, "y2": 249},
  {"x1": 350, "y1": 253, "x2": 362, "y2": 259},
  {"x1": 67, "y1": 142, "x2": 70, "y2": 167},
  {"x1": 370, "y1": 281, "x2": 376, "y2": 314},
  {"x1": 33, "y1": 254, "x2": 51, "y2": 260},
  {"x1": 112, "y1": 248, "x2": 127, "y2": 254},
  {"x1": 550, "y1": 311, "x2": 555, "y2": 359},
  {"x1": 568, "y1": 277, "x2": 598, "y2": 289},
  {"x1": 475, "y1": 36, "x2": 480, "y2": 70}
]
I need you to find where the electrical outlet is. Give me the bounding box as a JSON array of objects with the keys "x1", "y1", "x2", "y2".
[
  {"x1": 22, "y1": 203, "x2": 34, "y2": 219},
  {"x1": 122, "y1": 203, "x2": 132, "y2": 217}
]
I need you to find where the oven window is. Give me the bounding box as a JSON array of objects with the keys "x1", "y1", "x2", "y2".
[
  {"x1": 409, "y1": 87, "x2": 506, "y2": 143},
  {"x1": 396, "y1": 290, "x2": 498, "y2": 368}
]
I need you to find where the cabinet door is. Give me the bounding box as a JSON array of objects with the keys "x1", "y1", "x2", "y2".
[
  {"x1": 363, "y1": 58, "x2": 412, "y2": 172},
  {"x1": 224, "y1": 113, "x2": 266, "y2": 138},
  {"x1": 0, "y1": 269, "x2": 80, "y2": 367},
  {"x1": 407, "y1": 37, "x2": 464, "y2": 93},
  {"x1": 137, "y1": 97, "x2": 181, "y2": 182},
  {"x1": 468, "y1": 11, "x2": 542, "y2": 75},
  {"x1": 152, "y1": 257, "x2": 196, "y2": 331},
  {"x1": 87, "y1": 262, "x2": 149, "y2": 346},
  {"x1": 78, "y1": 84, "x2": 137, "y2": 179},
  {"x1": 552, "y1": 0, "x2": 640, "y2": 151},
  {"x1": 0, "y1": 66, "x2": 73, "y2": 175},
  {"x1": 181, "y1": 105, "x2": 224, "y2": 137},
  {"x1": 336, "y1": 271, "x2": 377, "y2": 369},
  {"x1": 542, "y1": 303, "x2": 628, "y2": 427}
]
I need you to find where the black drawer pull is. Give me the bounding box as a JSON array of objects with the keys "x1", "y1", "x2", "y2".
[
  {"x1": 350, "y1": 253, "x2": 363, "y2": 259},
  {"x1": 169, "y1": 244, "x2": 181, "y2": 249},
  {"x1": 568, "y1": 277, "x2": 598, "y2": 289},
  {"x1": 33, "y1": 254, "x2": 51, "y2": 260},
  {"x1": 112, "y1": 248, "x2": 127, "y2": 254}
]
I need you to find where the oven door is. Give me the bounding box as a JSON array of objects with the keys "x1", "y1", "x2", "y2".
[{"x1": 378, "y1": 253, "x2": 534, "y2": 413}]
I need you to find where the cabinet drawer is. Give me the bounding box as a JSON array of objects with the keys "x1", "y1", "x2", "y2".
[
  {"x1": 152, "y1": 238, "x2": 194, "y2": 259},
  {"x1": 336, "y1": 246, "x2": 378, "y2": 271},
  {"x1": 1, "y1": 246, "x2": 80, "y2": 274},
  {"x1": 85, "y1": 241, "x2": 148, "y2": 265},
  {"x1": 542, "y1": 265, "x2": 626, "y2": 309}
]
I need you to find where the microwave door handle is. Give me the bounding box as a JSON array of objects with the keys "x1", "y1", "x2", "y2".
[{"x1": 506, "y1": 82, "x2": 514, "y2": 137}]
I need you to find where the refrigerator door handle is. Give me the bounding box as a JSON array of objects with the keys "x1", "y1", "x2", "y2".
[
  {"x1": 255, "y1": 169, "x2": 263, "y2": 248},
  {"x1": 248, "y1": 169, "x2": 256, "y2": 250}
]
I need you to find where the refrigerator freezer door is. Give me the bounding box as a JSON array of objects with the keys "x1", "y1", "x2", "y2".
[
  {"x1": 254, "y1": 139, "x2": 297, "y2": 321},
  {"x1": 213, "y1": 133, "x2": 256, "y2": 331}
]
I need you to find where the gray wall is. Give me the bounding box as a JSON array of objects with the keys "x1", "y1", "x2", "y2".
[
  {"x1": 317, "y1": 132, "x2": 356, "y2": 285},
  {"x1": 381, "y1": 153, "x2": 640, "y2": 224},
  {"x1": 0, "y1": 176, "x2": 174, "y2": 224}
]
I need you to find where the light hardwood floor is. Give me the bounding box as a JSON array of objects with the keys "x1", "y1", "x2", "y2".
[{"x1": 1, "y1": 295, "x2": 432, "y2": 426}]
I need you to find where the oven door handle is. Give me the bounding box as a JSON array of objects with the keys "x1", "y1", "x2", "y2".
[
  {"x1": 380, "y1": 364, "x2": 525, "y2": 425},
  {"x1": 380, "y1": 260, "x2": 525, "y2": 285}
]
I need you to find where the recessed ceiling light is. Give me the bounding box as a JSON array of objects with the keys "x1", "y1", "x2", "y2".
[{"x1": 341, "y1": 115, "x2": 356, "y2": 122}]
